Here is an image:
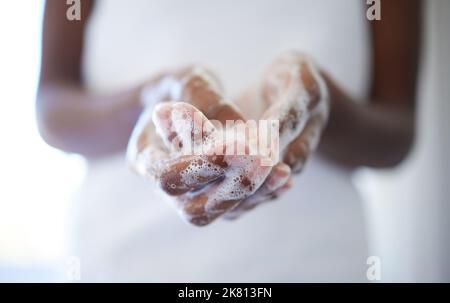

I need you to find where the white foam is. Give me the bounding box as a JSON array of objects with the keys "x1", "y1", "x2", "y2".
[
  {"x1": 204, "y1": 155, "x2": 271, "y2": 213},
  {"x1": 179, "y1": 155, "x2": 224, "y2": 187},
  {"x1": 140, "y1": 76, "x2": 183, "y2": 108}
]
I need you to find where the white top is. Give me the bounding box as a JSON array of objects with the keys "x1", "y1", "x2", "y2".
[{"x1": 74, "y1": 0, "x2": 371, "y2": 282}]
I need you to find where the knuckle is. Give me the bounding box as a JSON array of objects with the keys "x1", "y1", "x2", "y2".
[
  {"x1": 158, "y1": 172, "x2": 186, "y2": 196},
  {"x1": 159, "y1": 180, "x2": 186, "y2": 196}
]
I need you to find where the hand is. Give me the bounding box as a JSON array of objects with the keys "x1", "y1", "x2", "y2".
[
  {"x1": 225, "y1": 51, "x2": 329, "y2": 218},
  {"x1": 127, "y1": 51, "x2": 329, "y2": 225},
  {"x1": 128, "y1": 67, "x2": 277, "y2": 225}
]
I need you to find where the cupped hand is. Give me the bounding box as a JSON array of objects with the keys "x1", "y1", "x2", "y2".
[
  {"x1": 127, "y1": 51, "x2": 329, "y2": 225},
  {"x1": 225, "y1": 51, "x2": 329, "y2": 218}
]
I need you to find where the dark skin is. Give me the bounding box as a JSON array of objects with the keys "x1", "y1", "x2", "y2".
[
  {"x1": 38, "y1": 0, "x2": 142, "y2": 157},
  {"x1": 37, "y1": 0, "x2": 421, "y2": 168},
  {"x1": 321, "y1": 0, "x2": 421, "y2": 167}
]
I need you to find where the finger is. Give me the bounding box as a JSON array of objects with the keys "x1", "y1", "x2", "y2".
[
  {"x1": 127, "y1": 105, "x2": 171, "y2": 177},
  {"x1": 283, "y1": 114, "x2": 325, "y2": 173},
  {"x1": 260, "y1": 51, "x2": 329, "y2": 151},
  {"x1": 158, "y1": 154, "x2": 228, "y2": 196},
  {"x1": 151, "y1": 102, "x2": 175, "y2": 149},
  {"x1": 177, "y1": 66, "x2": 225, "y2": 115},
  {"x1": 224, "y1": 177, "x2": 294, "y2": 220},
  {"x1": 206, "y1": 102, "x2": 245, "y2": 123},
  {"x1": 245, "y1": 162, "x2": 291, "y2": 203},
  {"x1": 127, "y1": 103, "x2": 226, "y2": 193},
  {"x1": 173, "y1": 66, "x2": 247, "y2": 126},
  {"x1": 152, "y1": 102, "x2": 217, "y2": 155},
  {"x1": 141, "y1": 65, "x2": 225, "y2": 110},
  {"x1": 262, "y1": 51, "x2": 325, "y2": 110},
  {"x1": 177, "y1": 154, "x2": 272, "y2": 226},
  {"x1": 223, "y1": 163, "x2": 292, "y2": 219},
  {"x1": 140, "y1": 69, "x2": 185, "y2": 107},
  {"x1": 151, "y1": 102, "x2": 249, "y2": 197}
]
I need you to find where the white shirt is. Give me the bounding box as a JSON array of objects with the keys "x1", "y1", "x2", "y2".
[{"x1": 74, "y1": 0, "x2": 371, "y2": 282}]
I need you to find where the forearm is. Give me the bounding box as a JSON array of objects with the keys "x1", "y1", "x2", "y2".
[
  {"x1": 37, "y1": 82, "x2": 143, "y2": 158},
  {"x1": 319, "y1": 96, "x2": 415, "y2": 168}
]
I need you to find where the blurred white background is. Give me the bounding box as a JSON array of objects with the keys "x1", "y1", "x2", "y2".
[
  {"x1": 0, "y1": 0, "x2": 448, "y2": 282},
  {"x1": 0, "y1": 1, "x2": 86, "y2": 281}
]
